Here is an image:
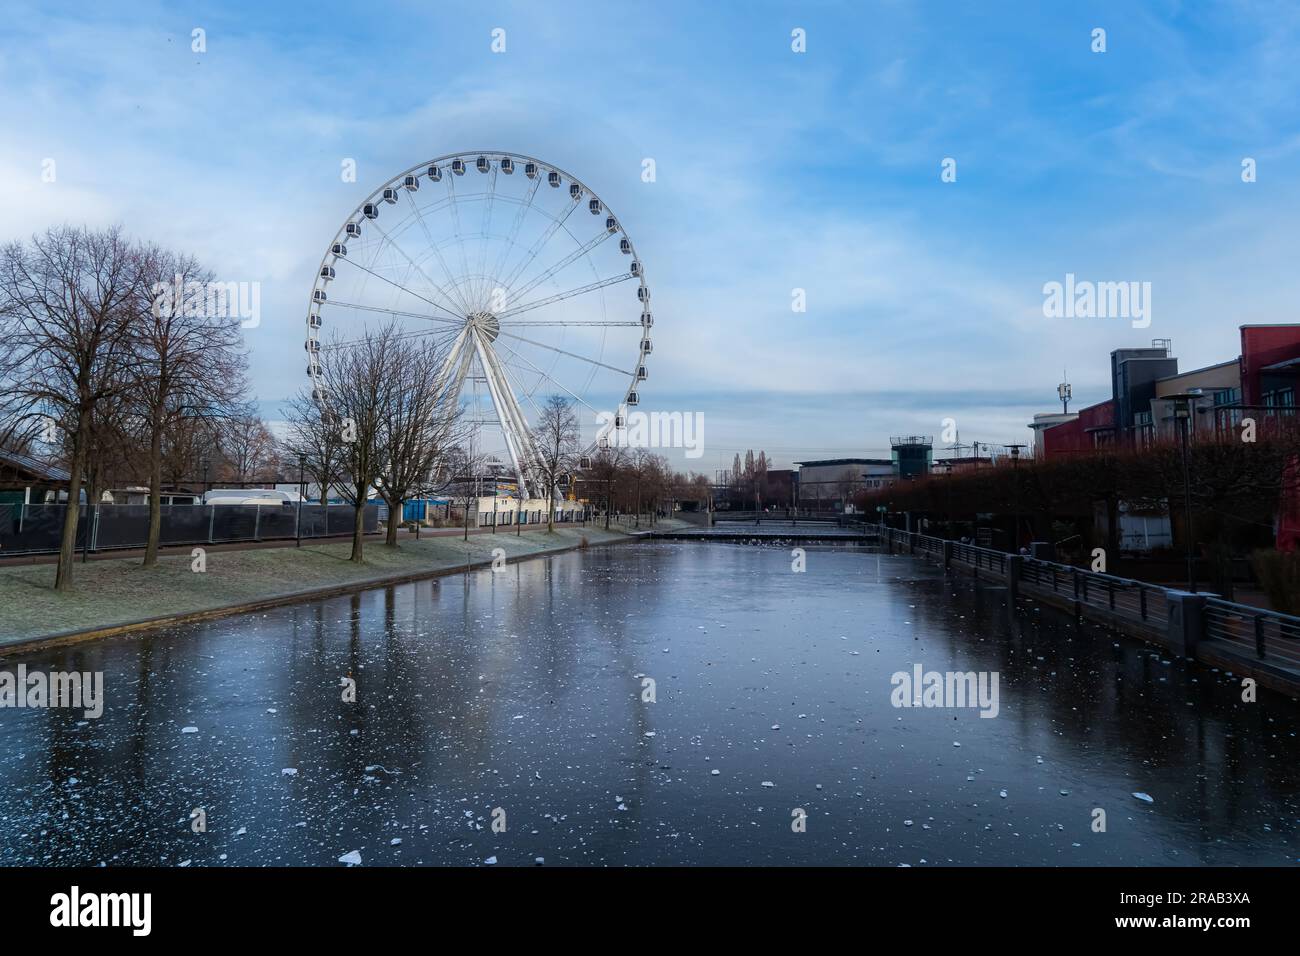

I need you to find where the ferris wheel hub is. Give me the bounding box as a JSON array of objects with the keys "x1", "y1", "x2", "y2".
[{"x1": 466, "y1": 310, "x2": 500, "y2": 343}]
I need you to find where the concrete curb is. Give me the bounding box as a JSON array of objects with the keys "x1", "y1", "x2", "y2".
[{"x1": 0, "y1": 532, "x2": 640, "y2": 658}]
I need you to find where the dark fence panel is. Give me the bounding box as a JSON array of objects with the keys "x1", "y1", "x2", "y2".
[
  {"x1": 0, "y1": 503, "x2": 380, "y2": 555},
  {"x1": 210, "y1": 505, "x2": 261, "y2": 544},
  {"x1": 256, "y1": 507, "x2": 298, "y2": 540},
  {"x1": 95, "y1": 504, "x2": 151, "y2": 549},
  {"x1": 0, "y1": 504, "x2": 88, "y2": 555}
]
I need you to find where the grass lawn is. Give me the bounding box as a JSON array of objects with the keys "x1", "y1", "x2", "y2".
[{"x1": 0, "y1": 526, "x2": 631, "y2": 647}]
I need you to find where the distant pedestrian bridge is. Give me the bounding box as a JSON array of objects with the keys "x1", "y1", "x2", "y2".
[{"x1": 658, "y1": 511, "x2": 878, "y2": 541}]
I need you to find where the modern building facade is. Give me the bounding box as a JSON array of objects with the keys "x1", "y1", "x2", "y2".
[
  {"x1": 796, "y1": 458, "x2": 895, "y2": 506},
  {"x1": 1034, "y1": 325, "x2": 1300, "y2": 457}
]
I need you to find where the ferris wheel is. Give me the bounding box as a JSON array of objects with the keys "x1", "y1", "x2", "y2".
[{"x1": 305, "y1": 151, "x2": 652, "y2": 499}]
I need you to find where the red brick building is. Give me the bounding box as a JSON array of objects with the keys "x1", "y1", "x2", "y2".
[{"x1": 1040, "y1": 399, "x2": 1116, "y2": 457}]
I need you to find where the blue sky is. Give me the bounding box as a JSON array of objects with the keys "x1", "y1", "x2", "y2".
[{"x1": 5, "y1": 0, "x2": 1300, "y2": 472}]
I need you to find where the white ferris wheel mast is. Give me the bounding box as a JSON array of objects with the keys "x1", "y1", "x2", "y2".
[{"x1": 305, "y1": 151, "x2": 653, "y2": 501}]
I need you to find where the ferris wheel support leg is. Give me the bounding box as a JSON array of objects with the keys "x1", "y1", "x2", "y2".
[
  {"x1": 433, "y1": 327, "x2": 472, "y2": 407},
  {"x1": 477, "y1": 335, "x2": 546, "y2": 485},
  {"x1": 471, "y1": 330, "x2": 536, "y2": 500}
]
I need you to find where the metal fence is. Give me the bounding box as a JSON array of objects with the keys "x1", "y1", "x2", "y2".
[
  {"x1": 1017, "y1": 558, "x2": 1169, "y2": 638},
  {"x1": 0, "y1": 503, "x2": 379, "y2": 556},
  {"x1": 1205, "y1": 598, "x2": 1300, "y2": 670},
  {"x1": 878, "y1": 525, "x2": 1300, "y2": 672},
  {"x1": 477, "y1": 508, "x2": 581, "y2": 527}
]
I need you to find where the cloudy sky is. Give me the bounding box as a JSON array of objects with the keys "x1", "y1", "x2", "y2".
[{"x1": 5, "y1": 0, "x2": 1300, "y2": 473}]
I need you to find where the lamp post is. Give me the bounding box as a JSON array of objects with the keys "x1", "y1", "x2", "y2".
[
  {"x1": 1007, "y1": 444, "x2": 1026, "y2": 553},
  {"x1": 942, "y1": 459, "x2": 954, "y2": 538},
  {"x1": 201, "y1": 457, "x2": 210, "y2": 497},
  {"x1": 598, "y1": 436, "x2": 611, "y2": 530},
  {"x1": 295, "y1": 453, "x2": 305, "y2": 548},
  {"x1": 1167, "y1": 392, "x2": 1201, "y2": 592}
]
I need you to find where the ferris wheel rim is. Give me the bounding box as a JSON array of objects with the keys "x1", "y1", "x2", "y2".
[{"x1": 304, "y1": 149, "x2": 652, "y2": 488}]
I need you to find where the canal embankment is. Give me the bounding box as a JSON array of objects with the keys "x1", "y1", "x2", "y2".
[
  {"x1": 0, "y1": 526, "x2": 642, "y2": 653},
  {"x1": 881, "y1": 527, "x2": 1300, "y2": 699}
]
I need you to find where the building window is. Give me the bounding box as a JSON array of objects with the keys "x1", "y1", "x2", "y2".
[
  {"x1": 1263, "y1": 388, "x2": 1295, "y2": 417},
  {"x1": 1134, "y1": 411, "x2": 1153, "y2": 448}
]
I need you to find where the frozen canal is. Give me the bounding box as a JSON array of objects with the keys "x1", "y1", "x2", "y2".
[{"x1": 1, "y1": 541, "x2": 1297, "y2": 866}]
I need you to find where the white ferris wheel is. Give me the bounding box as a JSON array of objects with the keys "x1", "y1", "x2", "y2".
[{"x1": 305, "y1": 151, "x2": 652, "y2": 498}]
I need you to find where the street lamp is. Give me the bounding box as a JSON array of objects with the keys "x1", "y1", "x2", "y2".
[
  {"x1": 1007, "y1": 444, "x2": 1026, "y2": 553},
  {"x1": 598, "y1": 435, "x2": 612, "y2": 530},
  {"x1": 941, "y1": 459, "x2": 954, "y2": 537},
  {"x1": 1167, "y1": 391, "x2": 1202, "y2": 592},
  {"x1": 295, "y1": 453, "x2": 305, "y2": 548}
]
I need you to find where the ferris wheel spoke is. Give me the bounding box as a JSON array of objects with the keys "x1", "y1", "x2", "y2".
[
  {"x1": 497, "y1": 320, "x2": 640, "y2": 326},
  {"x1": 499, "y1": 196, "x2": 580, "y2": 292},
  {"x1": 472, "y1": 165, "x2": 499, "y2": 310},
  {"x1": 323, "y1": 324, "x2": 459, "y2": 351},
  {"x1": 494, "y1": 328, "x2": 635, "y2": 377},
  {"x1": 368, "y1": 218, "x2": 467, "y2": 318},
  {"x1": 506, "y1": 229, "x2": 615, "y2": 306},
  {"x1": 488, "y1": 175, "x2": 541, "y2": 294},
  {"x1": 490, "y1": 335, "x2": 603, "y2": 415},
  {"x1": 496, "y1": 274, "x2": 635, "y2": 319},
  {"x1": 403, "y1": 191, "x2": 473, "y2": 315},
  {"x1": 335, "y1": 257, "x2": 466, "y2": 323},
  {"x1": 445, "y1": 173, "x2": 474, "y2": 301},
  {"x1": 323, "y1": 299, "x2": 462, "y2": 330}
]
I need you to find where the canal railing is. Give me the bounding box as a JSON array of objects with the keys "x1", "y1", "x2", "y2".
[
  {"x1": 878, "y1": 525, "x2": 1300, "y2": 695},
  {"x1": 1204, "y1": 597, "x2": 1300, "y2": 672}
]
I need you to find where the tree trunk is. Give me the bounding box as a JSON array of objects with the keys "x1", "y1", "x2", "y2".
[
  {"x1": 143, "y1": 416, "x2": 163, "y2": 567},
  {"x1": 55, "y1": 410, "x2": 90, "y2": 591},
  {"x1": 385, "y1": 497, "x2": 400, "y2": 547},
  {"x1": 350, "y1": 489, "x2": 365, "y2": 563},
  {"x1": 547, "y1": 497, "x2": 555, "y2": 533}
]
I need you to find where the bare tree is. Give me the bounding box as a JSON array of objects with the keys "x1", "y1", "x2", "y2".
[
  {"x1": 132, "y1": 246, "x2": 248, "y2": 566},
  {"x1": 221, "y1": 410, "x2": 276, "y2": 485},
  {"x1": 317, "y1": 325, "x2": 399, "y2": 562},
  {"x1": 282, "y1": 391, "x2": 346, "y2": 507},
  {"x1": 161, "y1": 413, "x2": 219, "y2": 491},
  {"x1": 82, "y1": 389, "x2": 137, "y2": 507},
  {"x1": 0, "y1": 343, "x2": 43, "y2": 455},
  {"x1": 533, "y1": 395, "x2": 579, "y2": 533},
  {"x1": 440, "y1": 443, "x2": 487, "y2": 542},
  {"x1": 586, "y1": 443, "x2": 628, "y2": 530},
  {"x1": 375, "y1": 336, "x2": 458, "y2": 546},
  {"x1": 0, "y1": 225, "x2": 143, "y2": 590}
]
